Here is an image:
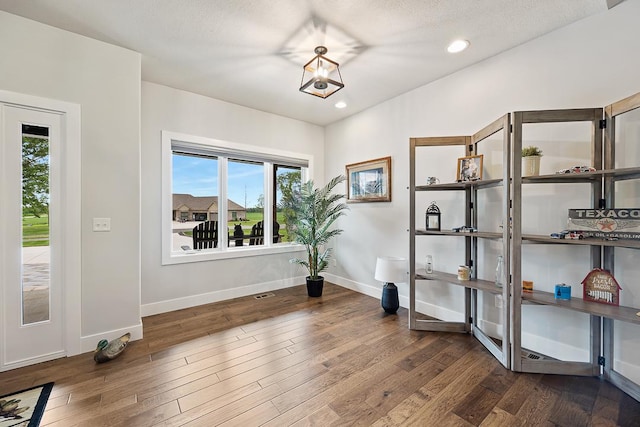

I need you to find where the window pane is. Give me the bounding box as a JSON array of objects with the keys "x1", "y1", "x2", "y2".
[
  {"x1": 164, "y1": 131, "x2": 311, "y2": 262},
  {"x1": 228, "y1": 159, "x2": 264, "y2": 247},
  {"x1": 275, "y1": 166, "x2": 301, "y2": 243},
  {"x1": 172, "y1": 152, "x2": 218, "y2": 251},
  {"x1": 22, "y1": 125, "x2": 50, "y2": 324}
]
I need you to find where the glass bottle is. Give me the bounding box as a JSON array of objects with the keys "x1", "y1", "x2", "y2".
[
  {"x1": 495, "y1": 255, "x2": 504, "y2": 288},
  {"x1": 425, "y1": 255, "x2": 433, "y2": 274}
]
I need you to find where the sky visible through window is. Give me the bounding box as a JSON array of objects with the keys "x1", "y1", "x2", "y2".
[{"x1": 172, "y1": 155, "x2": 291, "y2": 209}]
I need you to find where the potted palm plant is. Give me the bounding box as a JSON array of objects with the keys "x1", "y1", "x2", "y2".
[
  {"x1": 290, "y1": 175, "x2": 348, "y2": 297},
  {"x1": 522, "y1": 145, "x2": 543, "y2": 177}
]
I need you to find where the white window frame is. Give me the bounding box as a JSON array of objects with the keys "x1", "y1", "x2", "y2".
[{"x1": 162, "y1": 131, "x2": 310, "y2": 265}]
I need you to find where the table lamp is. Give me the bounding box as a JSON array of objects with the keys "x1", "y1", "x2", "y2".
[{"x1": 375, "y1": 256, "x2": 407, "y2": 314}]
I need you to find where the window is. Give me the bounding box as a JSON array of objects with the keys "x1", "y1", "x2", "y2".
[
  {"x1": 275, "y1": 165, "x2": 302, "y2": 243},
  {"x1": 228, "y1": 159, "x2": 264, "y2": 247},
  {"x1": 162, "y1": 131, "x2": 310, "y2": 264}
]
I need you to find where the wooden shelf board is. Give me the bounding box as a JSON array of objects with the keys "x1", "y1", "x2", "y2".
[
  {"x1": 416, "y1": 270, "x2": 504, "y2": 295},
  {"x1": 415, "y1": 178, "x2": 502, "y2": 191},
  {"x1": 522, "y1": 289, "x2": 640, "y2": 325},
  {"x1": 412, "y1": 318, "x2": 468, "y2": 333},
  {"x1": 522, "y1": 234, "x2": 640, "y2": 249},
  {"x1": 521, "y1": 167, "x2": 640, "y2": 184},
  {"x1": 417, "y1": 168, "x2": 640, "y2": 189},
  {"x1": 417, "y1": 230, "x2": 503, "y2": 239},
  {"x1": 522, "y1": 171, "x2": 600, "y2": 184},
  {"x1": 602, "y1": 167, "x2": 640, "y2": 180}
]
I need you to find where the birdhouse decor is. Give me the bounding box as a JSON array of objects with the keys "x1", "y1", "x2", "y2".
[
  {"x1": 425, "y1": 201, "x2": 441, "y2": 231},
  {"x1": 581, "y1": 268, "x2": 621, "y2": 306}
]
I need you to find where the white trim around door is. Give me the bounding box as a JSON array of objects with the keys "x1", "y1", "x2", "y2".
[{"x1": 0, "y1": 90, "x2": 81, "y2": 371}]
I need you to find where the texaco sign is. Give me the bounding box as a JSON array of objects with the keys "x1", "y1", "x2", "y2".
[{"x1": 568, "y1": 209, "x2": 640, "y2": 239}]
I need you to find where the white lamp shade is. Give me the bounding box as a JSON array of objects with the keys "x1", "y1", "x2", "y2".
[{"x1": 374, "y1": 256, "x2": 407, "y2": 283}]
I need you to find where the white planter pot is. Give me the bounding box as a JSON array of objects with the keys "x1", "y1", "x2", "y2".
[{"x1": 522, "y1": 155, "x2": 541, "y2": 177}]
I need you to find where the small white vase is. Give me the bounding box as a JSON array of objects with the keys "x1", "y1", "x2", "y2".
[{"x1": 522, "y1": 155, "x2": 541, "y2": 177}]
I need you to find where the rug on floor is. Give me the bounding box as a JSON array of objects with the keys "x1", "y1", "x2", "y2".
[{"x1": 0, "y1": 382, "x2": 53, "y2": 427}]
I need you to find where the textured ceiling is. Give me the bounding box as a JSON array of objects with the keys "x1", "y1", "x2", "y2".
[{"x1": 0, "y1": 0, "x2": 611, "y2": 125}]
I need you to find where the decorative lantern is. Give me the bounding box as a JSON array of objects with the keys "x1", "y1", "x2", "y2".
[
  {"x1": 300, "y1": 46, "x2": 344, "y2": 99},
  {"x1": 425, "y1": 201, "x2": 441, "y2": 231}
]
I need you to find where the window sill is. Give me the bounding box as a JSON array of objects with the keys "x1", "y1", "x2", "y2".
[{"x1": 162, "y1": 242, "x2": 305, "y2": 265}]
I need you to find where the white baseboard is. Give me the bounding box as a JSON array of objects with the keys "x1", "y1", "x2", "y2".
[
  {"x1": 414, "y1": 299, "x2": 465, "y2": 323},
  {"x1": 325, "y1": 273, "x2": 381, "y2": 300},
  {"x1": 81, "y1": 322, "x2": 144, "y2": 354},
  {"x1": 1, "y1": 350, "x2": 67, "y2": 372},
  {"x1": 520, "y1": 331, "x2": 589, "y2": 361},
  {"x1": 140, "y1": 277, "x2": 302, "y2": 317},
  {"x1": 325, "y1": 274, "x2": 465, "y2": 323}
]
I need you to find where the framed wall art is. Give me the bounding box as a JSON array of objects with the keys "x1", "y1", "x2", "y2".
[
  {"x1": 346, "y1": 156, "x2": 391, "y2": 202},
  {"x1": 456, "y1": 154, "x2": 483, "y2": 182}
]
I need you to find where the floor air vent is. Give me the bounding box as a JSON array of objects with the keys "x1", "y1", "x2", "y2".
[
  {"x1": 521, "y1": 349, "x2": 548, "y2": 360},
  {"x1": 254, "y1": 292, "x2": 275, "y2": 300}
]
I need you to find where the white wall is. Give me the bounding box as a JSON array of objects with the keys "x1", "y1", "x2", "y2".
[
  {"x1": 0, "y1": 11, "x2": 142, "y2": 347},
  {"x1": 325, "y1": 1, "x2": 640, "y2": 380},
  {"x1": 140, "y1": 82, "x2": 325, "y2": 314}
]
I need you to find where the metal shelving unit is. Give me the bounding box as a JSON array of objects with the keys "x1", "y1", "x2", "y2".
[
  {"x1": 602, "y1": 91, "x2": 640, "y2": 401},
  {"x1": 409, "y1": 91, "x2": 640, "y2": 400},
  {"x1": 409, "y1": 114, "x2": 511, "y2": 368},
  {"x1": 511, "y1": 96, "x2": 640, "y2": 400},
  {"x1": 511, "y1": 107, "x2": 604, "y2": 377}
]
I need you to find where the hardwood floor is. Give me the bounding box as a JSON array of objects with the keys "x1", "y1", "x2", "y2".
[{"x1": 1, "y1": 283, "x2": 639, "y2": 426}]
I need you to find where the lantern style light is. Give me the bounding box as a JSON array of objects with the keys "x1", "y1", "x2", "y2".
[
  {"x1": 425, "y1": 201, "x2": 441, "y2": 231},
  {"x1": 300, "y1": 46, "x2": 344, "y2": 99}
]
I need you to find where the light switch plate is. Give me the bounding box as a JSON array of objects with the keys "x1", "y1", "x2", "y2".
[{"x1": 93, "y1": 218, "x2": 111, "y2": 232}]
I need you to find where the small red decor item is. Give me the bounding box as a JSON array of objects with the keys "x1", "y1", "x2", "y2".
[{"x1": 581, "y1": 268, "x2": 621, "y2": 306}]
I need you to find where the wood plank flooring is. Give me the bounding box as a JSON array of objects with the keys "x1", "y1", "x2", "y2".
[{"x1": 1, "y1": 283, "x2": 639, "y2": 426}]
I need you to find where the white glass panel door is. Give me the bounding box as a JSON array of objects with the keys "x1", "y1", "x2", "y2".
[{"x1": 1, "y1": 105, "x2": 64, "y2": 368}]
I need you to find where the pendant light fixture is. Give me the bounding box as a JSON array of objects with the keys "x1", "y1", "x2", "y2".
[{"x1": 300, "y1": 46, "x2": 344, "y2": 99}]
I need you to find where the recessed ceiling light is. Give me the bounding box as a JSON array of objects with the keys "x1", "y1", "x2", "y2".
[
  {"x1": 447, "y1": 39, "x2": 470, "y2": 53},
  {"x1": 335, "y1": 101, "x2": 347, "y2": 109}
]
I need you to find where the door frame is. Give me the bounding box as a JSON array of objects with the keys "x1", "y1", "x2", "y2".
[{"x1": 0, "y1": 90, "x2": 81, "y2": 370}]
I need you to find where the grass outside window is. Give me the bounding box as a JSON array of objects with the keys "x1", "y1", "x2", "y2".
[{"x1": 23, "y1": 215, "x2": 49, "y2": 247}]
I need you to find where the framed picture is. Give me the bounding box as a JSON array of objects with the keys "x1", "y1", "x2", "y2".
[
  {"x1": 456, "y1": 154, "x2": 483, "y2": 182},
  {"x1": 346, "y1": 156, "x2": 391, "y2": 202}
]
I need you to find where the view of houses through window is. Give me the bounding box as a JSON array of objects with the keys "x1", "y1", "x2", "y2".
[{"x1": 170, "y1": 141, "x2": 304, "y2": 254}]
